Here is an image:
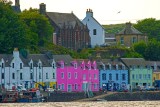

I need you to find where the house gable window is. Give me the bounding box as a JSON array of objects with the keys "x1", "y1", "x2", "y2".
[
  {"x1": 53, "y1": 73, "x2": 55, "y2": 79},
  {"x1": 1, "y1": 63, "x2": 4, "y2": 68},
  {"x1": 39, "y1": 63, "x2": 41, "y2": 69},
  {"x1": 30, "y1": 63, "x2": 33, "y2": 69},
  {"x1": 74, "y1": 63, "x2": 77, "y2": 69},
  {"x1": 61, "y1": 63, "x2": 64, "y2": 68},
  {"x1": 93, "y1": 29, "x2": 97, "y2": 35},
  {"x1": 30, "y1": 73, "x2": 33, "y2": 79},
  {"x1": 2, "y1": 73, "x2": 4, "y2": 79},
  {"x1": 39, "y1": 72, "x2": 41, "y2": 79},
  {"x1": 46, "y1": 73, "x2": 48, "y2": 79},
  {"x1": 53, "y1": 63, "x2": 55, "y2": 69}
]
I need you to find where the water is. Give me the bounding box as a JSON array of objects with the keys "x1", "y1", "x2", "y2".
[{"x1": 1, "y1": 101, "x2": 160, "y2": 107}]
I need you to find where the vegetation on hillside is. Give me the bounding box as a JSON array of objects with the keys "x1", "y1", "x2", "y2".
[{"x1": 102, "y1": 24, "x2": 125, "y2": 34}]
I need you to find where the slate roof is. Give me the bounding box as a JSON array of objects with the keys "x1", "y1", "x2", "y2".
[
  {"x1": 0, "y1": 54, "x2": 13, "y2": 67},
  {"x1": 52, "y1": 55, "x2": 73, "y2": 65},
  {"x1": 46, "y1": 12, "x2": 85, "y2": 28},
  {"x1": 117, "y1": 22, "x2": 143, "y2": 35},
  {"x1": 121, "y1": 58, "x2": 146, "y2": 67}
]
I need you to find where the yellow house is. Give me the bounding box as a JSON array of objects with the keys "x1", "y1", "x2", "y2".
[{"x1": 116, "y1": 22, "x2": 148, "y2": 47}]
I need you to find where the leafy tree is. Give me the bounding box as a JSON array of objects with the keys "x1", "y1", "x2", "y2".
[
  {"x1": 133, "y1": 41, "x2": 147, "y2": 57},
  {"x1": 134, "y1": 18, "x2": 160, "y2": 40},
  {"x1": 0, "y1": 1, "x2": 28, "y2": 53},
  {"x1": 19, "y1": 8, "x2": 53, "y2": 47}
]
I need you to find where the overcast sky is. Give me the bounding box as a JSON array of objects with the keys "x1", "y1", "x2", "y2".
[{"x1": 11, "y1": 0, "x2": 160, "y2": 25}]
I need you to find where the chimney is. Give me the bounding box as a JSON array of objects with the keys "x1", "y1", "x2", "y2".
[
  {"x1": 15, "y1": 0, "x2": 20, "y2": 7},
  {"x1": 126, "y1": 22, "x2": 132, "y2": 29},
  {"x1": 39, "y1": 3, "x2": 46, "y2": 15},
  {"x1": 86, "y1": 8, "x2": 93, "y2": 17},
  {"x1": 13, "y1": 48, "x2": 19, "y2": 58}
]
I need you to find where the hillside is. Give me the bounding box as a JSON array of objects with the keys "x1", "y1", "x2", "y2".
[{"x1": 103, "y1": 24, "x2": 125, "y2": 34}]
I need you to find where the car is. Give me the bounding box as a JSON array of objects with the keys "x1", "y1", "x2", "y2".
[
  {"x1": 146, "y1": 86, "x2": 155, "y2": 91},
  {"x1": 45, "y1": 88, "x2": 55, "y2": 92}
]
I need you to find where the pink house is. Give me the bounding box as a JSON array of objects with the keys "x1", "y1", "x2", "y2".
[{"x1": 56, "y1": 57, "x2": 99, "y2": 92}]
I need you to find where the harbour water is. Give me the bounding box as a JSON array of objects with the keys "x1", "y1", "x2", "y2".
[{"x1": 1, "y1": 101, "x2": 160, "y2": 107}]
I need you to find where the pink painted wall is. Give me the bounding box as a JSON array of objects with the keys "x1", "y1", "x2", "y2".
[{"x1": 56, "y1": 60, "x2": 99, "y2": 92}]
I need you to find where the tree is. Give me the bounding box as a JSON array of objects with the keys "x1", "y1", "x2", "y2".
[
  {"x1": 19, "y1": 8, "x2": 53, "y2": 47},
  {"x1": 0, "y1": 1, "x2": 28, "y2": 53},
  {"x1": 133, "y1": 41, "x2": 147, "y2": 57},
  {"x1": 134, "y1": 18, "x2": 160, "y2": 40}
]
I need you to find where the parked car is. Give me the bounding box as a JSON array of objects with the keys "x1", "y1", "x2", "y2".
[
  {"x1": 146, "y1": 86, "x2": 155, "y2": 91},
  {"x1": 45, "y1": 88, "x2": 55, "y2": 92}
]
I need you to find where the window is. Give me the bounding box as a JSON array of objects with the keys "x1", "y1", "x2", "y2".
[
  {"x1": 83, "y1": 74, "x2": 86, "y2": 80},
  {"x1": 120, "y1": 37, "x2": 124, "y2": 44},
  {"x1": 58, "y1": 85, "x2": 61, "y2": 90},
  {"x1": 74, "y1": 72, "x2": 77, "y2": 79},
  {"x1": 136, "y1": 74, "x2": 138, "y2": 79},
  {"x1": 94, "y1": 84, "x2": 97, "y2": 89},
  {"x1": 139, "y1": 74, "x2": 142, "y2": 79},
  {"x1": 20, "y1": 73, "x2": 23, "y2": 80},
  {"x1": 30, "y1": 63, "x2": 33, "y2": 69},
  {"x1": 1, "y1": 63, "x2": 4, "y2": 68},
  {"x1": 12, "y1": 63, "x2": 14, "y2": 68},
  {"x1": 74, "y1": 63, "x2": 77, "y2": 69},
  {"x1": 132, "y1": 74, "x2": 135, "y2": 80},
  {"x1": 109, "y1": 73, "x2": 112, "y2": 80},
  {"x1": 61, "y1": 72, "x2": 64, "y2": 79},
  {"x1": 39, "y1": 72, "x2": 41, "y2": 79},
  {"x1": 46, "y1": 73, "x2": 48, "y2": 79},
  {"x1": 53, "y1": 73, "x2": 55, "y2": 79},
  {"x1": 12, "y1": 73, "x2": 15, "y2": 79},
  {"x1": 61, "y1": 63, "x2": 64, "y2": 68},
  {"x1": 116, "y1": 74, "x2": 119, "y2": 80},
  {"x1": 30, "y1": 73, "x2": 33, "y2": 79},
  {"x1": 61, "y1": 84, "x2": 64, "y2": 90},
  {"x1": 68, "y1": 72, "x2": 71, "y2": 79},
  {"x1": 102, "y1": 73, "x2": 106, "y2": 80},
  {"x1": 20, "y1": 63, "x2": 22, "y2": 69},
  {"x1": 53, "y1": 63, "x2": 55, "y2": 69},
  {"x1": 148, "y1": 74, "x2": 151, "y2": 79},
  {"x1": 2, "y1": 73, "x2": 4, "y2": 79},
  {"x1": 93, "y1": 29, "x2": 97, "y2": 35},
  {"x1": 132, "y1": 37, "x2": 137, "y2": 43},
  {"x1": 75, "y1": 84, "x2": 78, "y2": 90},
  {"x1": 94, "y1": 74, "x2": 97, "y2": 79},
  {"x1": 39, "y1": 63, "x2": 41, "y2": 69},
  {"x1": 122, "y1": 74, "x2": 126, "y2": 81}
]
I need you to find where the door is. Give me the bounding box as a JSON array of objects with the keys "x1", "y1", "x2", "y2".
[{"x1": 68, "y1": 84, "x2": 72, "y2": 92}]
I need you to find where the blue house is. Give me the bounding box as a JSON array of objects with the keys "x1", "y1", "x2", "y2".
[{"x1": 98, "y1": 59, "x2": 129, "y2": 91}]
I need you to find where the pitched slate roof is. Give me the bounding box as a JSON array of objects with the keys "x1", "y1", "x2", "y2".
[
  {"x1": 121, "y1": 58, "x2": 146, "y2": 67},
  {"x1": 117, "y1": 22, "x2": 143, "y2": 35},
  {"x1": 0, "y1": 54, "x2": 13, "y2": 67},
  {"x1": 46, "y1": 12, "x2": 85, "y2": 28},
  {"x1": 52, "y1": 55, "x2": 73, "y2": 65},
  {"x1": 20, "y1": 54, "x2": 52, "y2": 67}
]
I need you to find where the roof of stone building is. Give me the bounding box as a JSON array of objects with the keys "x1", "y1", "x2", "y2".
[
  {"x1": 117, "y1": 22, "x2": 143, "y2": 35},
  {"x1": 46, "y1": 12, "x2": 85, "y2": 28},
  {"x1": 121, "y1": 58, "x2": 146, "y2": 67},
  {"x1": 52, "y1": 55, "x2": 73, "y2": 65}
]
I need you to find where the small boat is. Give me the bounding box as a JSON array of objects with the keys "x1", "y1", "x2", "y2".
[
  {"x1": 17, "y1": 88, "x2": 43, "y2": 103},
  {"x1": 1, "y1": 90, "x2": 18, "y2": 103}
]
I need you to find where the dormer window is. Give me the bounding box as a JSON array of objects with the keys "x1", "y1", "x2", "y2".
[
  {"x1": 1, "y1": 63, "x2": 4, "y2": 68},
  {"x1": 53, "y1": 63, "x2": 55, "y2": 69},
  {"x1": 20, "y1": 63, "x2": 22, "y2": 69},
  {"x1": 61, "y1": 63, "x2": 64, "y2": 68},
  {"x1": 30, "y1": 63, "x2": 33, "y2": 69},
  {"x1": 12, "y1": 63, "x2": 14, "y2": 68},
  {"x1": 109, "y1": 64, "x2": 111, "y2": 70},
  {"x1": 39, "y1": 63, "x2": 41, "y2": 69},
  {"x1": 74, "y1": 63, "x2": 77, "y2": 69}
]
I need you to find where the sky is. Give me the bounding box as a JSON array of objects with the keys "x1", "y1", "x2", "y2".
[{"x1": 11, "y1": 0, "x2": 160, "y2": 25}]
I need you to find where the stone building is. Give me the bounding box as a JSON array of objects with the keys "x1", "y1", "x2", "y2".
[
  {"x1": 39, "y1": 3, "x2": 91, "y2": 50},
  {"x1": 116, "y1": 22, "x2": 148, "y2": 47}
]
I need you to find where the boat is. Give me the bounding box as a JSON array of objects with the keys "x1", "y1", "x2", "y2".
[
  {"x1": 1, "y1": 90, "x2": 18, "y2": 103},
  {"x1": 17, "y1": 88, "x2": 43, "y2": 103}
]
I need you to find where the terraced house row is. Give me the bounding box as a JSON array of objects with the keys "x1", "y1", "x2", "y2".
[{"x1": 0, "y1": 49, "x2": 160, "y2": 92}]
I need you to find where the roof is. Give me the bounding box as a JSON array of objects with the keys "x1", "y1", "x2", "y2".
[
  {"x1": 46, "y1": 12, "x2": 85, "y2": 28},
  {"x1": 0, "y1": 54, "x2": 13, "y2": 67},
  {"x1": 121, "y1": 58, "x2": 146, "y2": 67},
  {"x1": 52, "y1": 55, "x2": 73, "y2": 65},
  {"x1": 105, "y1": 33, "x2": 115, "y2": 38},
  {"x1": 117, "y1": 22, "x2": 143, "y2": 35}
]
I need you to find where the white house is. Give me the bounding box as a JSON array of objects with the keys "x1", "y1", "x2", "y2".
[
  {"x1": 0, "y1": 48, "x2": 56, "y2": 90},
  {"x1": 82, "y1": 9, "x2": 105, "y2": 48}
]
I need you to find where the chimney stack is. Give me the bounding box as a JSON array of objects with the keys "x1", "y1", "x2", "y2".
[{"x1": 39, "y1": 3, "x2": 46, "y2": 15}]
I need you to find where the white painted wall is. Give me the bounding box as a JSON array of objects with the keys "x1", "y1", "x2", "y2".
[{"x1": 82, "y1": 9, "x2": 105, "y2": 47}]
